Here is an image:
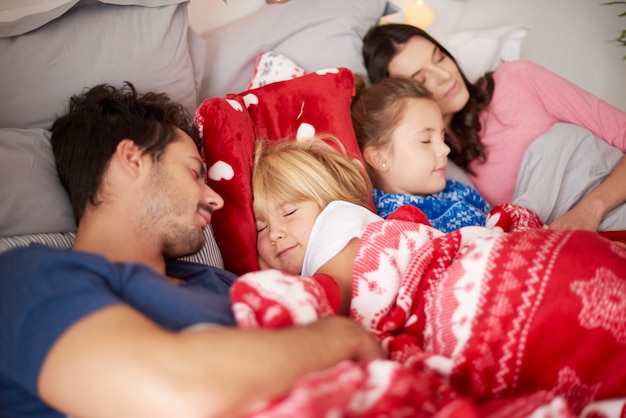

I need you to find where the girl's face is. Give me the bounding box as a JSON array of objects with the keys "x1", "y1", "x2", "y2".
[
  {"x1": 255, "y1": 200, "x2": 322, "y2": 274},
  {"x1": 380, "y1": 98, "x2": 450, "y2": 196},
  {"x1": 387, "y1": 36, "x2": 470, "y2": 126}
]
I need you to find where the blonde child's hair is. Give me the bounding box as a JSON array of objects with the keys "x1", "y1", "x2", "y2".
[
  {"x1": 252, "y1": 135, "x2": 372, "y2": 219},
  {"x1": 351, "y1": 76, "x2": 434, "y2": 181}
]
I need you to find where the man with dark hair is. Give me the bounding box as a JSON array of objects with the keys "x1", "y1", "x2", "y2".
[{"x1": 0, "y1": 83, "x2": 383, "y2": 418}]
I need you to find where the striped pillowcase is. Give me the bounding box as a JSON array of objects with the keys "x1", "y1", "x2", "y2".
[{"x1": 0, "y1": 227, "x2": 224, "y2": 268}]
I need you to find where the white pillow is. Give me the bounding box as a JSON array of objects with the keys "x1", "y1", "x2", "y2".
[
  {"x1": 247, "y1": 51, "x2": 307, "y2": 90},
  {"x1": 199, "y1": 0, "x2": 388, "y2": 99},
  {"x1": 440, "y1": 25, "x2": 531, "y2": 82}
]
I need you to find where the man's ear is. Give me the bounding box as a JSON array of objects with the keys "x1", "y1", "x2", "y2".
[
  {"x1": 114, "y1": 139, "x2": 145, "y2": 178},
  {"x1": 362, "y1": 146, "x2": 387, "y2": 172}
]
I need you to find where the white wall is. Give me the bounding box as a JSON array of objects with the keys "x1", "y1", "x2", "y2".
[
  {"x1": 429, "y1": 0, "x2": 625, "y2": 110},
  {"x1": 189, "y1": 0, "x2": 626, "y2": 110}
]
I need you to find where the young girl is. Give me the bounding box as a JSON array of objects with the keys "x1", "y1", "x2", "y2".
[
  {"x1": 351, "y1": 76, "x2": 491, "y2": 232},
  {"x1": 362, "y1": 23, "x2": 626, "y2": 232},
  {"x1": 244, "y1": 135, "x2": 626, "y2": 416},
  {"x1": 252, "y1": 136, "x2": 382, "y2": 315}
]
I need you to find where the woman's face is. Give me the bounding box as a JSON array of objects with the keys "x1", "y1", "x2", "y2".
[{"x1": 388, "y1": 36, "x2": 470, "y2": 126}]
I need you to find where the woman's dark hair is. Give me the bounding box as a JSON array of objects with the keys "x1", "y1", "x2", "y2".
[
  {"x1": 50, "y1": 82, "x2": 199, "y2": 223},
  {"x1": 362, "y1": 23, "x2": 494, "y2": 172}
]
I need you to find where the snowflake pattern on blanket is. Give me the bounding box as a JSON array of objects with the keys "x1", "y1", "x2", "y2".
[{"x1": 231, "y1": 204, "x2": 626, "y2": 417}]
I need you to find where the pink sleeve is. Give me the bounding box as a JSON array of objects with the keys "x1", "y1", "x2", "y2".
[{"x1": 510, "y1": 60, "x2": 626, "y2": 151}]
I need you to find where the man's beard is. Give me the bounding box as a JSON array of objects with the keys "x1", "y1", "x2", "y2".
[
  {"x1": 161, "y1": 222, "x2": 206, "y2": 259},
  {"x1": 142, "y1": 163, "x2": 207, "y2": 259}
]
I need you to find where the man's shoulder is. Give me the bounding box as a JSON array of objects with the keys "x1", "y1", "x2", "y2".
[
  {"x1": 0, "y1": 243, "x2": 71, "y2": 264},
  {"x1": 0, "y1": 243, "x2": 103, "y2": 262},
  {"x1": 166, "y1": 258, "x2": 237, "y2": 288},
  {"x1": 0, "y1": 244, "x2": 109, "y2": 282}
]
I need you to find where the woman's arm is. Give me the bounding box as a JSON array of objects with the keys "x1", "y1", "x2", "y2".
[
  {"x1": 38, "y1": 304, "x2": 384, "y2": 418},
  {"x1": 496, "y1": 61, "x2": 626, "y2": 229},
  {"x1": 549, "y1": 154, "x2": 626, "y2": 231},
  {"x1": 527, "y1": 62, "x2": 626, "y2": 228}
]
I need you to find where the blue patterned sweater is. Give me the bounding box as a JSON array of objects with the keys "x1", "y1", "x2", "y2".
[{"x1": 373, "y1": 180, "x2": 491, "y2": 233}]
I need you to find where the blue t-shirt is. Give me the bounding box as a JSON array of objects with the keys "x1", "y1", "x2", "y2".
[
  {"x1": 0, "y1": 244, "x2": 236, "y2": 418},
  {"x1": 373, "y1": 180, "x2": 491, "y2": 233}
]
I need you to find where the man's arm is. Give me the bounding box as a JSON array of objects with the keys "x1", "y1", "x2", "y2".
[{"x1": 38, "y1": 304, "x2": 383, "y2": 418}]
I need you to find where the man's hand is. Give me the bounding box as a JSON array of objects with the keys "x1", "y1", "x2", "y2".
[{"x1": 305, "y1": 316, "x2": 386, "y2": 363}]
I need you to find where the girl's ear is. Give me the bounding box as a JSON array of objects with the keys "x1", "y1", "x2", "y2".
[{"x1": 362, "y1": 146, "x2": 388, "y2": 172}]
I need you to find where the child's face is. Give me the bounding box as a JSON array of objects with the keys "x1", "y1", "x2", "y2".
[
  {"x1": 383, "y1": 98, "x2": 450, "y2": 196},
  {"x1": 255, "y1": 200, "x2": 322, "y2": 274}
]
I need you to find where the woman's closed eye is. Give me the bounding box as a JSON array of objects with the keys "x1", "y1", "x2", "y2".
[
  {"x1": 434, "y1": 47, "x2": 445, "y2": 63},
  {"x1": 413, "y1": 73, "x2": 426, "y2": 85}
]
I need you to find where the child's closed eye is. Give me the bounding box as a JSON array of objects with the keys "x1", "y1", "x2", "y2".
[{"x1": 255, "y1": 221, "x2": 268, "y2": 233}]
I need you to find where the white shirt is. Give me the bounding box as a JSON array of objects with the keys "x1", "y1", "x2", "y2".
[{"x1": 301, "y1": 201, "x2": 382, "y2": 276}]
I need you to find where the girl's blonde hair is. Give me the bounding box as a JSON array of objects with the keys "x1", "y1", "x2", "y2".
[{"x1": 252, "y1": 135, "x2": 372, "y2": 218}]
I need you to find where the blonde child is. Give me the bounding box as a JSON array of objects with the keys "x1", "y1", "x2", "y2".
[
  {"x1": 245, "y1": 135, "x2": 626, "y2": 415},
  {"x1": 252, "y1": 136, "x2": 381, "y2": 315},
  {"x1": 351, "y1": 76, "x2": 490, "y2": 232}
]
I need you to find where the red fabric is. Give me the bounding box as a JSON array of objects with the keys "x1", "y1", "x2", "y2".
[
  {"x1": 194, "y1": 68, "x2": 372, "y2": 275},
  {"x1": 230, "y1": 204, "x2": 626, "y2": 417},
  {"x1": 311, "y1": 273, "x2": 341, "y2": 314},
  {"x1": 598, "y1": 230, "x2": 626, "y2": 246},
  {"x1": 231, "y1": 270, "x2": 338, "y2": 329}
]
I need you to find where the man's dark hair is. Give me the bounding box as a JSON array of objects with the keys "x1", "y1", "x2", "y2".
[{"x1": 51, "y1": 82, "x2": 200, "y2": 223}]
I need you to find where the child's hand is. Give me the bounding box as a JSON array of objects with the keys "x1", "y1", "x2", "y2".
[{"x1": 231, "y1": 269, "x2": 337, "y2": 328}]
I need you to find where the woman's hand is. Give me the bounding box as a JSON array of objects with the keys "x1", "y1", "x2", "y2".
[{"x1": 549, "y1": 202, "x2": 603, "y2": 231}]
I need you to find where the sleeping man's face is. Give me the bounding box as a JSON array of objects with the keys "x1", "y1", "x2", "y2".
[
  {"x1": 140, "y1": 130, "x2": 223, "y2": 258},
  {"x1": 255, "y1": 199, "x2": 321, "y2": 274}
]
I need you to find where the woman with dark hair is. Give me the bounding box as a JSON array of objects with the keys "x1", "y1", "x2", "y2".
[{"x1": 362, "y1": 23, "x2": 626, "y2": 232}]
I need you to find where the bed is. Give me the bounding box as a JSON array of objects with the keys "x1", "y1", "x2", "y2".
[{"x1": 1, "y1": 0, "x2": 625, "y2": 417}]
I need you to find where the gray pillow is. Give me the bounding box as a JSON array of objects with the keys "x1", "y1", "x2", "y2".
[
  {"x1": 513, "y1": 122, "x2": 625, "y2": 230},
  {"x1": 199, "y1": 0, "x2": 388, "y2": 99},
  {"x1": 0, "y1": 128, "x2": 76, "y2": 237},
  {"x1": 0, "y1": 0, "x2": 203, "y2": 130},
  {"x1": 0, "y1": 0, "x2": 189, "y2": 37}
]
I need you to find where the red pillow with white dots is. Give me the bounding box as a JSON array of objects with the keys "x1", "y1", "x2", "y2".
[{"x1": 194, "y1": 67, "x2": 369, "y2": 276}]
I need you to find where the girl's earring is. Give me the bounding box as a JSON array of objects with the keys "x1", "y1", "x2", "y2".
[{"x1": 381, "y1": 163, "x2": 387, "y2": 170}]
